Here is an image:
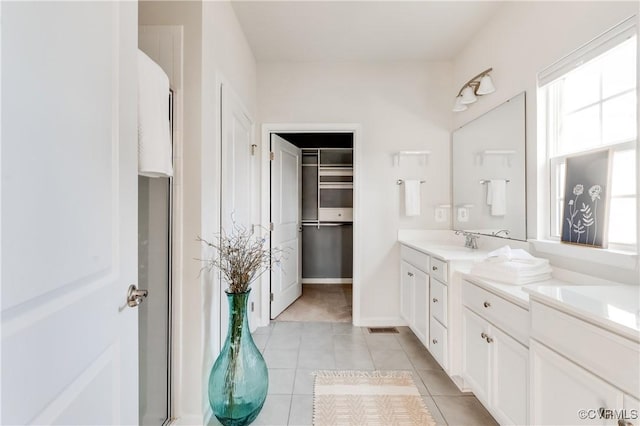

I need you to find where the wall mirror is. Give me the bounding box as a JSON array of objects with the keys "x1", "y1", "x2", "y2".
[{"x1": 452, "y1": 92, "x2": 527, "y2": 241}]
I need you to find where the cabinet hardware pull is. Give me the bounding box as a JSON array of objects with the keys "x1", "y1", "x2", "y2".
[
  {"x1": 433, "y1": 298, "x2": 438, "y2": 303},
  {"x1": 432, "y1": 339, "x2": 438, "y2": 344},
  {"x1": 408, "y1": 272, "x2": 414, "y2": 277},
  {"x1": 483, "y1": 301, "x2": 491, "y2": 308},
  {"x1": 486, "y1": 336, "x2": 494, "y2": 343},
  {"x1": 480, "y1": 332, "x2": 487, "y2": 339},
  {"x1": 432, "y1": 266, "x2": 438, "y2": 271}
]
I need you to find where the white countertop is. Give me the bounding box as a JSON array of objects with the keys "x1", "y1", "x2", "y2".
[
  {"x1": 525, "y1": 284, "x2": 640, "y2": 342},
  {"x1": 398, "y1": 239, "x2": 490, "y2": 262},
  {"x1": 398, "y1": 235, "x2": 640, "y2": 342}
]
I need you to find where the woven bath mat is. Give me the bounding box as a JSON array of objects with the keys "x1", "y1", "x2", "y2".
[{"x1": 313, "y1": 371, "x2": 436, "y2": 426}]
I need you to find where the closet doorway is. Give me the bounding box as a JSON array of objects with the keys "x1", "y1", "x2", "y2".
[{"x1": 268, "y1": 131, "x2": 356, "y2": 323}]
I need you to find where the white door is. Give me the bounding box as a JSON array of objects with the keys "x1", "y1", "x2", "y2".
[
  {"x1": 2, "y1": 2, "x2": 139, "y2": 425},
  {"x1": 220, "y1": 84, "x2": 254, "y2": 336},
  {"x1": 413, "y1": 268, "x2": 429, "y2": 345},
  {"x1": 462, "y1": 307, "x2": 490, "y2": 405},
  {"x1": 491, "y1": 326, "x2": 528, "y2": 425},
  {"x1": 530, "y1": 340, "x2": 623, "y2": 425},
  {"x1": 400, "y1": 261, "x2": 414, "y2": 324},
  {"x1": 270, "y1": 135, "x2": 302, "y2": 318}
]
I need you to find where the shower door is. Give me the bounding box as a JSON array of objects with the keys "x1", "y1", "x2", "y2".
[{"x1": 138, "y1": 176, "x2": 172, "y2": 425}]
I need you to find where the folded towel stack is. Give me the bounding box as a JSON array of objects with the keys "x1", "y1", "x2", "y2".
[{"x1": 470, "y1": 246, "x2": 552, "y2": 285}]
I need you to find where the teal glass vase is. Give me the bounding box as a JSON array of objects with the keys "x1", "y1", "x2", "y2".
[{"x1": 209, "y1": 289, "x2": 268, "y2": 426}]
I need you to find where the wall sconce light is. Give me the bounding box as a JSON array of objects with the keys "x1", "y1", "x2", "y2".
[{"x1": 452, "y1": 68, "x2": 495, "y2": 112}]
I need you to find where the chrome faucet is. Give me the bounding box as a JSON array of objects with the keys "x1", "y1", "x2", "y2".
[
  {"x1": 455, "y1": 230, "x2": 480, "y2": 249},
  {"x1": 493, "y1": 229, "x2": 510, "y2": 238}
]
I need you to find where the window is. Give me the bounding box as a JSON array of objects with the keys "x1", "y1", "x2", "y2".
[{"x1": 539, "y1": 20, "x2": 637, "y2": 250}]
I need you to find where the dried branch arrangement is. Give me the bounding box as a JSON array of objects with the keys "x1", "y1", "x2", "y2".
[{"x1": 199, "y1": 224, "x2": 283, "y2": 294}]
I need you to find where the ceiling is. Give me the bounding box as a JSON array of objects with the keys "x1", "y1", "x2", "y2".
[{"x1": 231, "y1": 1, "x2": 504, "y2": 62}]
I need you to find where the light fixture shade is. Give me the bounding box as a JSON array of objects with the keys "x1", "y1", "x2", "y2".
[
  {"x1": 452, "y1": 96, "x2": 468, "y2": 112},
  {"x1": 460, "y1": 86, "x2": 477, "y2": 104},
  {"x1": 476, "y1": 75, "x2": 496, "y2": 95}
]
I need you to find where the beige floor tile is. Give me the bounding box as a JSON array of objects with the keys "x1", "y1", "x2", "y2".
[
  {"x1": 418, "y1": 369, "x2": 465, "y2": 396},
  {"x1": 423, "y1": 396, "x2": 448, "y2": 426},
  {"x1": 432, "y1": 395, "x2": 498, "y2": 426}
]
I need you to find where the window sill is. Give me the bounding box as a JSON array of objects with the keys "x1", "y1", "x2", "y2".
[{"x1": 529, "y1": 239, "x2": 638, "y2": 270}]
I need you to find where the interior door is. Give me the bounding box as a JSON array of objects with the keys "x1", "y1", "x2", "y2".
[
  {"x1": 220, "y1": 84, "x2": 254, "y2": 337},
  {"x1": 270, "y1": 135, "x2": 302, "y2": 318},
  {"x1": 1, "y1": 2, "x2": 139, "y2": 425}
]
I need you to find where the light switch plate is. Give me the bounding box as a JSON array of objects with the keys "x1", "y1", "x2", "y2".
[{"x1": 435, "y1": 207, "x2": 447, "y2": 223}]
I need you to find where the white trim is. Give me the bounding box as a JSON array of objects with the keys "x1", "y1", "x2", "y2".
[
  {"x1": 260, "y1": 123, "x2": 362, "y2": 327},
  {"x1": 538, "y1": 15, "x2": 636, "y2": 87},
  {"x1": 529, "y1": 239, "x2": 638, "y2": 270},
  {"x1": 301, "y1": 278, "x2": 352, "y2": 284}
]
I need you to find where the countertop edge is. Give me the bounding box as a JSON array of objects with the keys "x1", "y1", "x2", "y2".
[
  {"x1": 398, "y1": 239, "x2": 489, "y2": 262},
  {"x1": 524, "y1": 287, "x2": 640, "y2": 344}
]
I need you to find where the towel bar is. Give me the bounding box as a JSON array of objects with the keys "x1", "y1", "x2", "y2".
[{"x1": 397, "y1": 179, "x2": 426, "y2": 185}]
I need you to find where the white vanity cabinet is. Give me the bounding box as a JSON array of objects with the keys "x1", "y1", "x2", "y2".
[
  {"x1": 528, "y1": 295, "x2": 640, "y2": 426},
  {"x1": 399, "y1": 242, "x2": 487, "y2": 373},
  {"x1": 461, "y1": 279, "x2": 529, "y2": 425},
  {"x1": 400, "y1": 246, "x2": 430, "y2": 346}
]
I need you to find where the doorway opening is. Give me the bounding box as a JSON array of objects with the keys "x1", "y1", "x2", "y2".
[{"x1": 269, "y1": 132, "x2": 354, "y2": 323}]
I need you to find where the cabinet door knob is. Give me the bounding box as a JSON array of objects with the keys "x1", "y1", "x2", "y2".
[
  {"x1": 432, "y1": 298, "x2": 438, "y2": 303},
  {"x1": 432, "y1": 266, "x2": 438, "y2": 271},
  {"x1": 408, "y1": 272, "x2": 414, "y2": 277},
  {"x1": 483, "y1": 301, "x2": 491, "y2": 308},
  {"x1": 480, "y1": 332, "x2": 487, "y2": 339},
  {"x1": 432, "y1": 339, "x2": 438, "y2": 344},
  {"x1": 486, "y1": 336, "x2": 494, "y2": 343}
]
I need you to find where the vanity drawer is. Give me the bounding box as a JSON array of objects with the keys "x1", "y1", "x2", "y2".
[
  {"x1": 400, "y1": 245, "x2": 430, "y2": 271},
  {"x1": 531, "y1": 301, "x2": 640, "y2": 398},
  {"x1": 430, "y1": 318, "x2": 448, "y2": 370},
  {"x1": 462, "y1": 280, "x2": 529, "y2": 345},
  {"x1": 430, "y1": 278, "x2": 448, "y2": 326},
  {"x1": 318, "y1": 208, "x2": 352, "y2": 222},
  {"x1": 430, "y1": 258, "x2": 448, "y2": 283}
]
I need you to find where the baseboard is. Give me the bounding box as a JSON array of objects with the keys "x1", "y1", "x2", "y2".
[
  {"x1": 302, "y1": 278, "x2": 352, "y2": 284},
  {"x1": 173, "y1": 414, "x2": 207, "y2": 426},
  {"x1": 356, "y1": 316, "x2": 407, "y2": 327}
]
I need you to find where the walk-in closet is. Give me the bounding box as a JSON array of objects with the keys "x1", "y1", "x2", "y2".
[{"x1": 271, "y1": 133, "x2": 354, "y2": 322}]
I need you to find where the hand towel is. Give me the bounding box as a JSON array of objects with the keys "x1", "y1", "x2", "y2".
[
  {"x1": 486, "y1": 245, "x2": 538, "y2": 264},
  {"x1": 138, "y1": 50, "x2": 173, "y2": 178},
  {"x1": 404, "y1": 180, "x2": 421, "y2": 216},
  {"x1": 487, "y1": 179, "x2": 507, "y2": 216}
]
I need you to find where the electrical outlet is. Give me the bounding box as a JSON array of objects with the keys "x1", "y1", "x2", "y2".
[
  {"x1": 435, "y1": 207, "x2": 447, "y2": 223},
  {"x1": 457, "y1": 207, "x2": 470, "y2": 223}
]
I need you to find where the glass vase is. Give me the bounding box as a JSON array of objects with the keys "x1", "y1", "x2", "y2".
[{"x1": 209, "y1": 289, "x2": 268, "y2": 426}]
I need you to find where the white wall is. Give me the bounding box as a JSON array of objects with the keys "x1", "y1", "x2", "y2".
[
  {"x1": 452, "y1": 1, "x2": 640, "y2": 284},
  {"x1": 139, "y1": 1, "x2": 257, "y2": 423},
  {"x1": 258, "y1": 61, "x2": 453, "y2": 324}
]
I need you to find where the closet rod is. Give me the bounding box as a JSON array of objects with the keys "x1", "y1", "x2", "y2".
[{"x1": 301, "y1": 222, "x2": 351, "y2": 227}]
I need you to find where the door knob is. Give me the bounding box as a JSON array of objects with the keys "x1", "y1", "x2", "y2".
[{"x1": 127, "y1": 284, "x2": 148, "y2": 307}]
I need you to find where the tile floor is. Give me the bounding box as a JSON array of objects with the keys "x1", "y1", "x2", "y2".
[{"x1": 210, "y1": 321, "x2": 498, "y2": 426}]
